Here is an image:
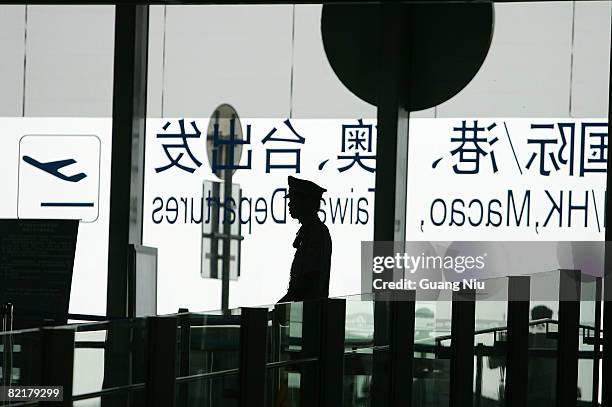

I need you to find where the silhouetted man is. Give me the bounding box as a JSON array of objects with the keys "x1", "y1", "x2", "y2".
[{"x1": 278, "y1": 176, "x2": 332, "y2": 303}]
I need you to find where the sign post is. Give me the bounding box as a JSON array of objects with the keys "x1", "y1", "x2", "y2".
[{"x1": 205, "y1": 104, "x2": 245, "y2": 313}]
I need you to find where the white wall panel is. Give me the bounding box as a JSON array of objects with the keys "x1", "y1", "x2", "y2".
[
  {"x1": 0, "y1": 6, "x2": 25, "y2": 117},
  {"x1": 161, "y1": 5, "x2": 293, "y2": 119},
  {"x1": 147, "y1": 5, "x2": 166, "y2": 118},
  {"x1": 570, "y1": 1, "x2": 611, "y2": 117},
  {"x1": 291, "y1": 5, "x2": 377, "y2": 119},
  {"x1": 24, "y1": 6, "x2": 114, "y2": 117},
  {"x1": 438, "y1": 2, "x2": 574, "y2": 117}
]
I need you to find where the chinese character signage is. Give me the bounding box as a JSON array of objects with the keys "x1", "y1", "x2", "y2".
[{"x1": 407, "y1": 118, "x2": 608, "y2": 241}]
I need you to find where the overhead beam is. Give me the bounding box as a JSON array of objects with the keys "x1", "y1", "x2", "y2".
[{"x1": 5, "y1": 0, "x2": 611, "y2": 4}]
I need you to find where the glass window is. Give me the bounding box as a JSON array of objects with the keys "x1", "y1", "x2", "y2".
[
  {"x1": 0, "y1": 5, "x2": 115, "y2": 316},
  {"x1": 144, "y1": 5, "x2": 375, "y2": 314}
]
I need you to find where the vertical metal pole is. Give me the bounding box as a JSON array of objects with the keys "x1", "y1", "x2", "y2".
[
  {"x1": 178, "y1": 310, "x2": 191, "y2": 376},
  {"x1": 556, "y1": 269, "x2": 581, "y2": 407},
  {"x1": 0, "y1": 303, "x2": 12, "y2": 389},
  {"x1": 449, "y1": 289, "x2": 476, "y2": 407},
  {"x1": 604, "y1": 203, "x2": 612, "y2": 404},
  {"x1": 221, "y1": 149, "x2": 233, "y2": 313},
  {"x1": 475, "y1": 347, "x2": 483, "y2": 407},
  {"x1": 1, "y1": 313, "x2": 6, "y2": 389},
  {"x1": 4, "y1": 304, "x2": 13, "y2": 389},
  {"x1": 301, "y1": 300, "x2": 322, "y2": 406},
  {"x1": 107, "y1": 4, "x2": 149, "y2": 318},
  {"x1": 0, "y1": 304, "x2": 5, "y2": 332},
  {"x1": 389, "y1": 295, "x2": 415, "y2": 407},
  {"x1": 505, "y1": 276, "x2": 530, "y2": 407},
  {"x1": 238, "y1": 308, "x2": 267, "y2": 407},
  {"x1": 602, "y1": 29, "x2": 612, "y2": 406},
  {"x1": 371, "y1": 298, "x2": 391, "y2": 407},
  {"x1": 101, "y1": 321, "x2": 132, "y2": 407},
  {"x1": 4, "y1": 303, "x2": 12, "y2": 333},
  {"x1": 105, "y1": 11, "x2": 149, "y2": 403},
  {"x1": 592, "y1": 278, "x2": 602, "y2": 406},
  {"x1": 41, "y1": 328, "x2": 75, "y2": 407},
  {"x1": 372, "y1": 3, "x2": 411, "y2": 405},
  {"x1": 318, "y1": 299, "x2": 346, "y2": 407},
  {"x1": 177, "y1": 309, "x2": 191, "y2": 407},
  {"x1": 211, "y1": 182, "x2": 220, "y2": 279},
  {"x1": 271, "y1": 303, "x2": 286, "y2": 406},
  {"x1": 372, "y1": 2, "x2": 410, "y2": 244},
  {"x1": 145, "y1": 316, "x2": 177, "y2": 407}
]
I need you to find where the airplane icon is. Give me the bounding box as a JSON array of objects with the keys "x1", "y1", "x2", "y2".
[{"x1": 22, "y1": 155, "x2": 87, "y2": 183}]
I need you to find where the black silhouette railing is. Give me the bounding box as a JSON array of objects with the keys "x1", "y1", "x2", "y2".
[{"x1": 0, "y1": 272, "x2": 606, "y2": 407}]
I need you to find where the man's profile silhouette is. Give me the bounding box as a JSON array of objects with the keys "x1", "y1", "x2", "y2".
[{"x1": 277, "y1": 176, "x2": 332, "y2": 303}]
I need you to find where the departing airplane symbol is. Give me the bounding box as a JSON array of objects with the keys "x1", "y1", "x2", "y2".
[{"x1": 22, "y1": 155, "x2": 87, "y2": 183}]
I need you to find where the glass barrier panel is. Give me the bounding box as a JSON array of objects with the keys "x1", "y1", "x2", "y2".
[
  {"x1": 181, "y1": 309, "x2": 242, "y2": 377},
  {"x1": 0, "y1": 329, "x2": 45, "y2": 391},
  {"x1": 473, "y1": 278, "x2": 509, "y2": 407},
  {"x1": 472, "y1": 302, "x2": 508, "y2": 407},
  {"x1": 577, "y1": 275, "x2": 599, "y2": 404},
  {"x1": 343, "y1": 347, "x2": 372, "y2": 407},
  {"x1": 267, "y1": 301, "x2": 305, "y2": 364},
  {"x1": 73, "y1": 318, "x2": 148, "y2": 399},
  {"x1": 73, "y1": 326, "x2": 107, "y2": 398},
  {"x1": 265, "y1": 366, "x2": 303, "y2": 407},
  {"x1": 344, "y1": 295, "x2": 374, "y2": 349},
  {"x1": 413, "y1": 298, "x2": 452, "y2": 407}
]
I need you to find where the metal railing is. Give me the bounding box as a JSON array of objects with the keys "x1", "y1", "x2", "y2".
[{"x1": 0, "y1": 272, "x2": 607, "y2": 407}]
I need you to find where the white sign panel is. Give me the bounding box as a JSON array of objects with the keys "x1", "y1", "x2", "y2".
[
  {"x1": 18, "y1": 135, "x2": 101, "y2": 222},
  {"x1": 0, "y1": 118, "x2": 111, "y2": 316},
  {"x1": 0, "y1": 117, "x2": 607, "y2": 317},
  {"x1": 143, "y1": 117, "x2": 608, "y2": 314},
  {"x1": 143, "y1": 118, "x2": 376, "y2": 313},
  {"x1": 406, "y1": 118, "x2": 608, "y2": 241}
]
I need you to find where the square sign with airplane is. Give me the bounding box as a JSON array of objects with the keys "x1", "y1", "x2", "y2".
[{"x1": 18, "y1": 135, "x2": 101, "y2": 222}]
